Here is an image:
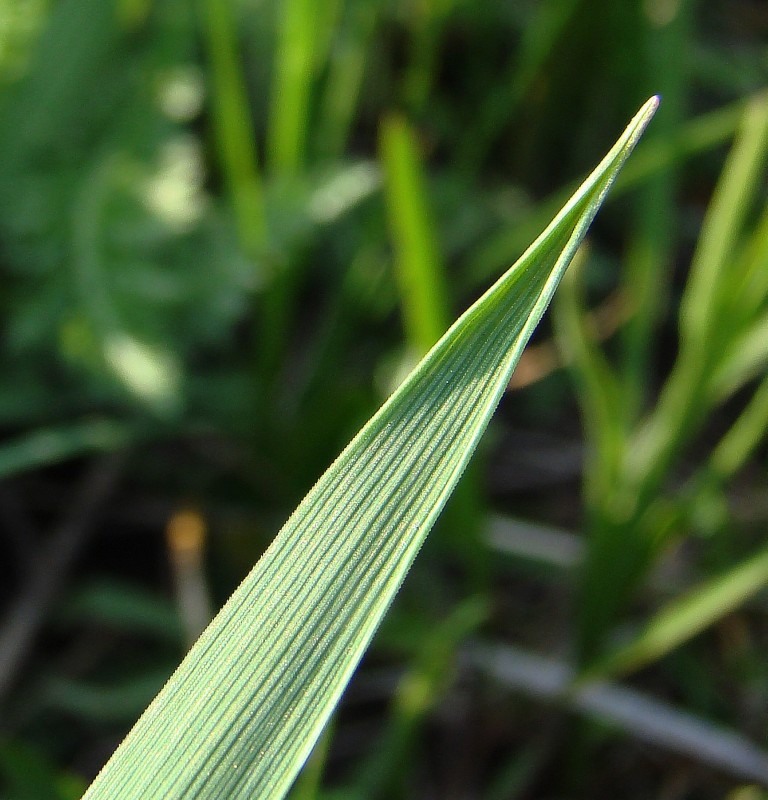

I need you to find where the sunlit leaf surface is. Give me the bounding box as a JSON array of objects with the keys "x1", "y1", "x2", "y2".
[{"x1": 83, "y1": 98, "x2": 658, "y2": 800}]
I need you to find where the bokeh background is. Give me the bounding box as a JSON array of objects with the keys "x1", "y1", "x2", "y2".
[{"x1": 0, "y1": 0, "x2": 767, "y2": 797}]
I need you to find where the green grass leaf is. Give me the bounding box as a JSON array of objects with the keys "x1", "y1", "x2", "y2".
[
  {"x1": 199, "y1": 0, "x2": 266, "y2": 251},
  {"x1": 81, "y1": 97, "x2": 658, "y2": 800},
  {"x1": 581, "y1": 542, "x2": 768, "y2": 683},
  {"x1": 380, "y1": 113, "x2": 450, "y2": 354}
]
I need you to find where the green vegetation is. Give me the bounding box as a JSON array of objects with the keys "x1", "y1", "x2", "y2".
[
  {"x1": 0, "y1": 1, "x2": 765, "y2": 798},
  {"x1": 80, "y1": 98, "x2": 658, "y2": 799}
]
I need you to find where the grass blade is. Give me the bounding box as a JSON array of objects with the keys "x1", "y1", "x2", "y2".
[
  {"x1": 81, "y1": 97, "x2": 658, "y2": 800},
  {"x1": 679, "y1": 91, "x2": 768, "y2": 357},
  {"x1": 627, "y1": 94, "x2": 768, "y2": 488},
  {"x1": 711, "y1": 376, "x2": 768, "y2": 478},
  {"x1": 268, "y1": 0, "x2": 327, "y2": 175},
  {"x1": 554, "y1": 246, "x2": 624, "y2": 505},
  {"x1": 380, "y1": 113, "x2": 450, "y2": 354},
  {"x1": 582, "y1": 543, "x2": 768, "y2": 683},
  {"x1": 199, "y1": 0, "x2": 266, "y2": 251}
]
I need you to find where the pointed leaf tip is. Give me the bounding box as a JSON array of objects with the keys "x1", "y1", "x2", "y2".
[
  {"x1": 632, "y1": 95, "x2": 661, "y2": 140},
  {"x1": 81, "y1": 102, "x2": 657, "y2": 800}
]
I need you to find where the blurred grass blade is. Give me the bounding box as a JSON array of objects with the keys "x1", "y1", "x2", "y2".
[
  {"x1": 583, "y1": 543, "x2": 768, "y2": 682},
  {"x1": 554, "y1": 246, "x2": 624, "y2": 505},
  {"x1": 710, "y1": 376, "x2": 768, "y2": 478},
  {"x1": 714, "y1": 311, "x2": 768, "y2": 398},
  {"x1": 81, "y1": 97, "x2": 657, "y2": 800},
  {"x1": 627, "y1": 93, "x2": 768, "y2": 492},
  {"x1": 268, "y1": 0, "x2": 327, "y2": 174},
  {"x1": 710, "y1": 201, "x2": 768, "y2": 396},
  {"x1": 199, "y1": 0, "x2": 266, "y2": 251},
  {"x1": 679, "y1": 92, "x2": 768, "y2": 356},
  {"x1": 380, "y1": 113, "x2": 450, "y2": 354},
  {"x1": 728, "y1": 202, "x2": 768, "y2": 327}
]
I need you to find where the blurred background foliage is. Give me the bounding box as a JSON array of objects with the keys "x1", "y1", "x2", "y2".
[{"x1": 0, "y1": 0, "x2": 766, "y2": 797}]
